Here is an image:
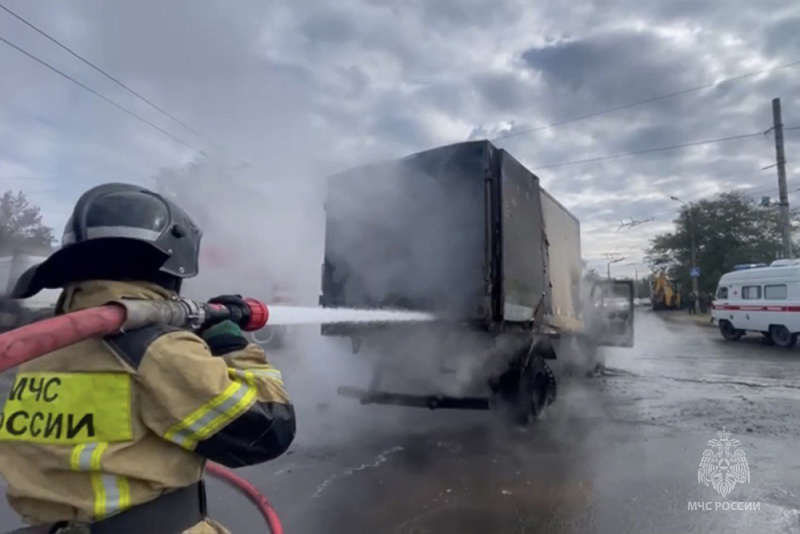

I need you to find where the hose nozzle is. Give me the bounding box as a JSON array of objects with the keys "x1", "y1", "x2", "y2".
[{"x1": 123, "y1": 297, "x2": 270, "y2": 332}]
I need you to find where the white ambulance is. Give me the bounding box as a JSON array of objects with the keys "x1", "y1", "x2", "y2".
[{"x1": 712, "y1": 259, "x2": 800, "y2": 347}]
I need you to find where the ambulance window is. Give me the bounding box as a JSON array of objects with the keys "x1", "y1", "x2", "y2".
[
  {"x1": 716, "y1": 286, "x2": 728, "y2": 299},
  {"x1": 765, "y1": 284, "x2": 788, "y2": 299},
  {"x1": 742, "y1": 286, "x2": 761, "y2": 299}
]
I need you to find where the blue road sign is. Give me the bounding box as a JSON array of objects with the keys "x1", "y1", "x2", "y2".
[{"x1": 690, "y1": 266, "x2": 700, "y2": 278}]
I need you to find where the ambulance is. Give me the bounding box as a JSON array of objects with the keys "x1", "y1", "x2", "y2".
[{"x1": 712, "y1": 259, "x2": 800, "y2": 347}]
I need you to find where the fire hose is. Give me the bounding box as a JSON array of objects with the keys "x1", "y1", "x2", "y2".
[{"x1": 0, "y1": 297, "x2": 284, "y2": 534}]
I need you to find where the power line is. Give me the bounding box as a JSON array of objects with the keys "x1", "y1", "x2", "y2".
[
  {"x1": 0, "y1": 34, "x2": 204, "y2": 155},
  {"x1": 565, "y1": 173, "x2": 793, "y2": 229},
  {"x1": 0, "y1": 2, "x2": 217, "y2": 147},
  {"x1": 626, "y1": 184, "x2": 800, "y2": 224},
  {"x1": 534, "y1": 131, "x2": 764, "y2": 170},
  {"x1": 491, "y1": 60, "x2": 800, "y2": 142}
]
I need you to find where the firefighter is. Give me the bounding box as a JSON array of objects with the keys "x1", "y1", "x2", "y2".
[{"x1": 0, "y1": 183, "x2": 296, "y2": 534}]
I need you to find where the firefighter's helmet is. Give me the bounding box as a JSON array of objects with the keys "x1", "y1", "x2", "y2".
[{"x1": 12, "y1": 183, "x2": 203, "y2": 298}]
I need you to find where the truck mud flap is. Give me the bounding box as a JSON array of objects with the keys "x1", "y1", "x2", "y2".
[{"x1": 337, "y1": 386, "x2": 490, "y2": 411}]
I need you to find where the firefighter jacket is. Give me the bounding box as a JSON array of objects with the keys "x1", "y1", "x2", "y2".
[{"x1": 0, "y1": 280, "x2": 295, "y2": 533}]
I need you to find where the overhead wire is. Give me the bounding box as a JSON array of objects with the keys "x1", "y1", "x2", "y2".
[
  {"x1": 610, "y1": 183, "x2": 800, "y2": 230},
  {"x1": 573, "y1": 173, "x2": 798, "y2": 240},
  {"x1": 573, "y1": 122, "x2": 800, "y2": 223},
  {"x1": 632, "y1": 125, "x2": 800, "y2": 222},
  {"x1": 0, "y1": 2, "x2": 220, "y2": 148},
  {"x1": 555, "y1": 123, "x2": 800, "y2": 220},
  {"x1": 2, "y1": 3, "x2": 796, "y2": 190},
  {"x1": 490, "y1": 59, "x2": 800, "y2": 142},
  {"x1": 0, "y1": 34, "x2": 205, "y2": 155},
  {"x1": 534, "y1": 131, "x2": 765, "y2": 170},
  {"x1": 478, "y1": 56, "x2": 800, "y2": 261}
]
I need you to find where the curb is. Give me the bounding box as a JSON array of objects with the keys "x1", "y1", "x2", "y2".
[{"x1": 657, "y1": 312, "x2": 717, "y2": 329}]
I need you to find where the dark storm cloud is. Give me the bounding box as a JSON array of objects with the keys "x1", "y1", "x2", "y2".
[
  {"x1": 764, "y1": 12, "x2": 800, "y2": 57},
  {"x1": 521, "y1": 29, "x2": 708, "y2": 118},
  {"x1": 471, "y1": 72, "x2": 536, "y2": 113},
  {"x1": 2, "y1": 0, "x2": 800, "y2": 276}
]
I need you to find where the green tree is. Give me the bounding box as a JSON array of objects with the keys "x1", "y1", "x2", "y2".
[
  {"x1": 646, "y1": 192, "x2": 797, "y2": 294},
  {"x1": 0, "y1": 191, "x2": 55, "y2": 254},
  {"x1": 634, "y1": 276, "x2": 651, "y2": 299}
]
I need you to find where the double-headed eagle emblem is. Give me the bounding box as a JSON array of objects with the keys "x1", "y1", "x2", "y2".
[{"x1": 698, "y1": 428, "x2": 750, "y2": 497}]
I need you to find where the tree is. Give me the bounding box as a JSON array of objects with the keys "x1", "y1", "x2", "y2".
[
  {"x1": 0, "y1": 191, "x2": 55, "y2": 254},
  {"x1": 646, "y1": 192, "x2": 798, "y2": 294},
  {"x1": 634, "y1": 276, "x2": 651, "y2": 299}
]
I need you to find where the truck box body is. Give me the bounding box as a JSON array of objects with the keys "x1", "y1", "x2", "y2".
[
  {"x1": 540, "y1": 189, "x2": 582, "y2": 330},
  {"x1": 320, "y1": 140, "x2": 582, "y2": 331}
]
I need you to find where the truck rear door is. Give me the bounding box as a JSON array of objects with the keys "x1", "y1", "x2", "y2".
[
  {"x1": 590, "y1": 279, "x2": 635, "y2": 347},
  {"x1": 497, "y1": 151, "x2": 548, "y2": 323}
]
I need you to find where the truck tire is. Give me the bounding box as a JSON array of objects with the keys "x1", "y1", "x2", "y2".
[
  {"x1": 497, "y1": 357, "x2": 556, "y2": 426},
  {"x1": 719, "y1": 320, "x2": 743, "y2": 341},
  {"x1": 769, "y1": 325, "x2": 797, "y2": 348}
]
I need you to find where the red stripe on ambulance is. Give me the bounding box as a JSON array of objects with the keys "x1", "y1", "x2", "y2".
[{"x1": 713, "y1": 305, "x2": 800, "y2": 312}]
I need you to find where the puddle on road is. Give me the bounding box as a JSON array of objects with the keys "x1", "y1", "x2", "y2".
[{"x1": 602, "y1": 366, "x2": 800, "y2": 390}]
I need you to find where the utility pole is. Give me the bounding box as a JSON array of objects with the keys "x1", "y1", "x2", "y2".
[
  {"x1": 772, "y1": 97, "x2": 793, "y2": 259},
  {"x1": 623, "y1": 261, "x2": 639, "y2": 298}
]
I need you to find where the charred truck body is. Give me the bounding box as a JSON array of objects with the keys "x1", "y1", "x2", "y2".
[{"x1": 320, "y1": 141, "x2": 633, "y2": 424}]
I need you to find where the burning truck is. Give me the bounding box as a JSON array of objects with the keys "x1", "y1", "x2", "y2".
[{"x1": 319, "y1": 140, "x2": 634, "y2": 424}]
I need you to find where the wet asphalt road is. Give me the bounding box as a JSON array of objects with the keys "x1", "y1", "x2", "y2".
[{"x1": 2, "y1": 309, "x2": 799, "y2": 533}]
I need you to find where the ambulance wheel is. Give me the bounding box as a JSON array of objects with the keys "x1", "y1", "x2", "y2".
[
  {"x1": 769, "y1": 325, "x2": 797, "y2": 348},
  {"x1": 761, "y1": 332, "x2": 775, "y2": 345},
  {"x1": 719, "y1": 320, "x2": 743, "y2": 341}
]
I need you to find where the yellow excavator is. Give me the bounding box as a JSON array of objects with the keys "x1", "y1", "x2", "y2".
[{"x1": 651, "y1": 271, "x2": 681, "y2": 310}]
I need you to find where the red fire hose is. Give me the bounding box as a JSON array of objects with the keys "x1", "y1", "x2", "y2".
[{"x1": 0, "y1": 298, "x2": 284, "y2": 534}]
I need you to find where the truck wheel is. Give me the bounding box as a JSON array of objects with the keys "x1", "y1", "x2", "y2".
[
  {"x1": 719, "y1": 320, "x2": 743, "y2": 341},
  {"x1": 497, "y1": 357, "x2": 556, "y2": 426},
  {"x1": 770, "y1": 325, "x2": 797, "y2": 348}
]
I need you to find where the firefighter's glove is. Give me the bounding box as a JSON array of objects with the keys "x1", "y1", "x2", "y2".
[
  {"x1": 208, "y1": 294, "x2": 246, "y2": 307},
  {"x1": 201, "y1": 320, "x2": 249, "y2": 356},
  {"x1": 207, "y1": 294, "x2": 250, "y2": 328}
]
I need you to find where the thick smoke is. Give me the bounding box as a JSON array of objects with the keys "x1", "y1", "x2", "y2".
[
  {"x1": 154, "y1": 153, "x2": 484, "y2": 447},
  {"x1": 153, "y1": 145, "x2": 611, "y2": 451},
  {"x1": 155, "y1": 158, "x2": 326, "y2": 305},
  {"x1": 322, "y1": 147, "x2": 487, "y2": 318}
]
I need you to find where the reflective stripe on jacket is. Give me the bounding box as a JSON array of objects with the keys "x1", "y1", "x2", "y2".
[{"x1": 0, "y1": 280, "x2": 295, "y2": 527}]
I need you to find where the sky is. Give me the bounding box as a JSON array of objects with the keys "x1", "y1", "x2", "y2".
[{"x1": 1, "y1": 0, "x2": 800, "y2": 284}]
